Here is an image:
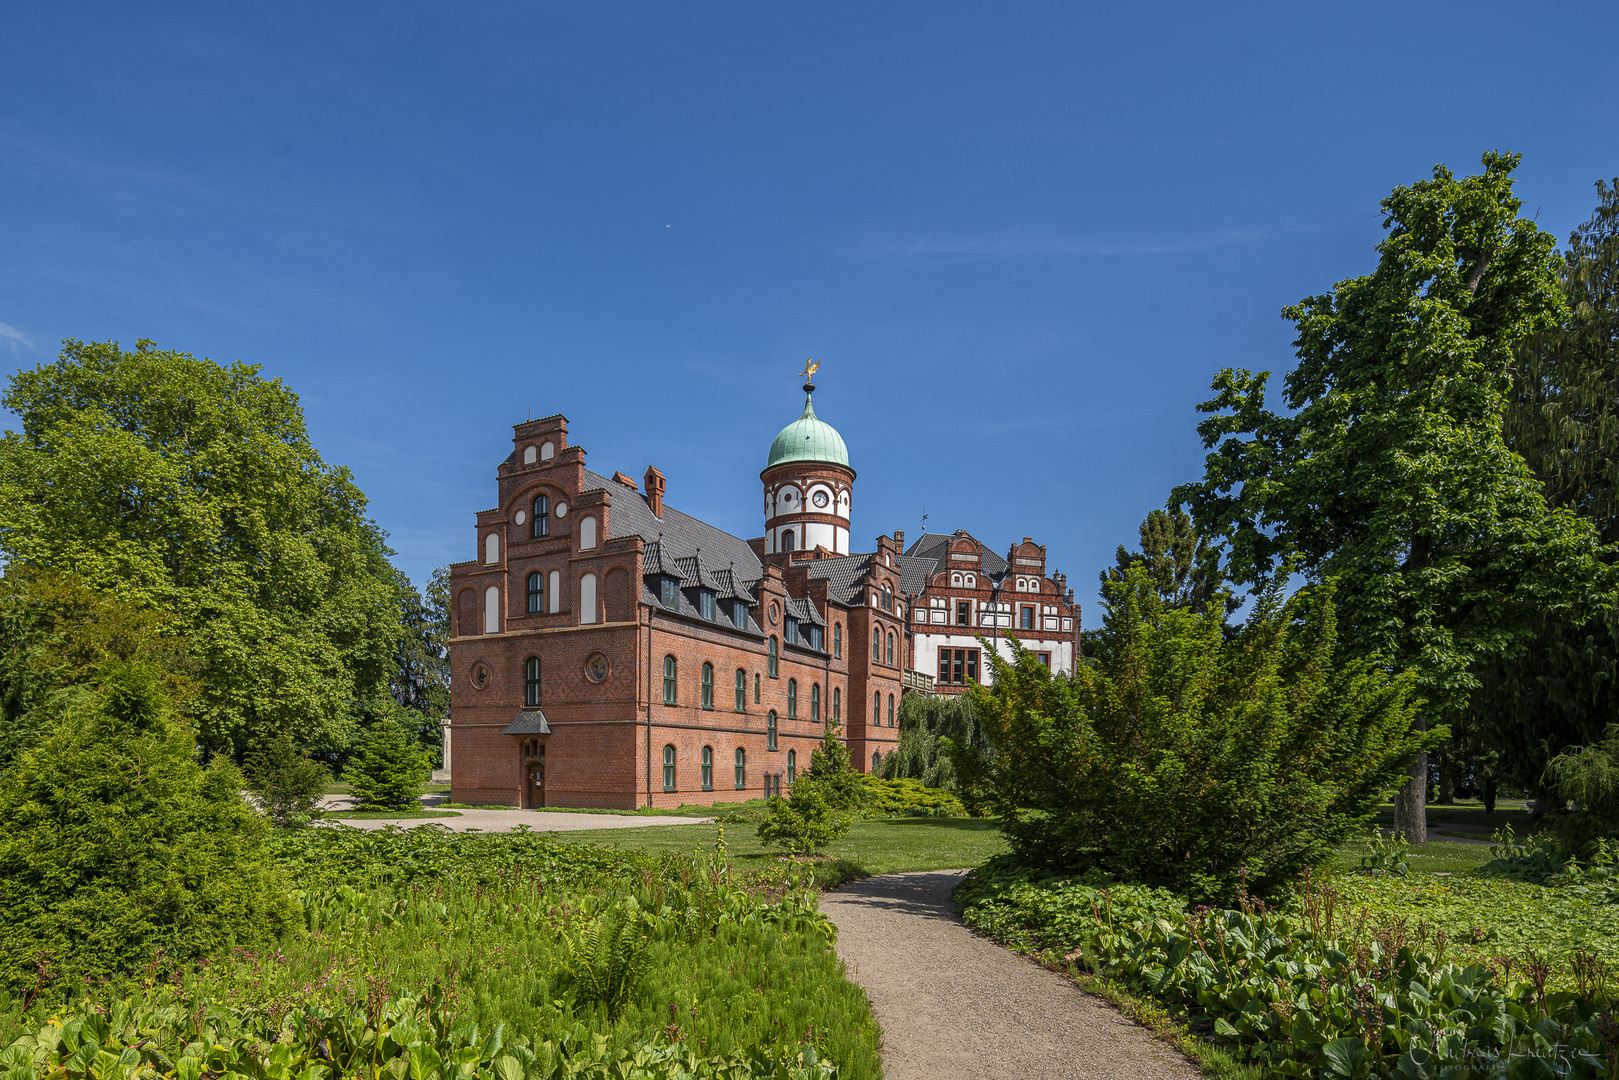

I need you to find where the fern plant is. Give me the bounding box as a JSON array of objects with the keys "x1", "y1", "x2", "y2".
[{"x1": 560, "y1": 898, "x2": 652, "y2": 1022}]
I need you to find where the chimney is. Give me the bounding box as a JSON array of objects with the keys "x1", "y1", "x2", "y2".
[
  {"x1": 894, "y1": 530, "x2": 905, "y2": 550},
  {"x1": 644, "y1": 466, "x2": 666, "y2": 517}
]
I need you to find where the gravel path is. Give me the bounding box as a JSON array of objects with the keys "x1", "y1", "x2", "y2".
[
  {"x1": 316, "y1": 794, "x2": 710, "y2": 833},
  {"x1": 820, "y1": 870, "x2": 1197, "y2": 1080}
]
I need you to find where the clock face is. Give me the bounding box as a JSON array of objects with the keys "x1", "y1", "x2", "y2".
[{"x1": 812, "y1": 490, "x2": 829, "y2": 508}]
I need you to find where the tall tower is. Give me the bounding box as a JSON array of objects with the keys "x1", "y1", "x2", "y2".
[{"x1": 762, "y1": 367, "x2": 854, "y2": 554}]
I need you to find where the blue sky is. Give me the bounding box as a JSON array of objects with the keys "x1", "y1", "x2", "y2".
[{"x1": 3, "y1": 1, "x2": 1616, "y2": 606}]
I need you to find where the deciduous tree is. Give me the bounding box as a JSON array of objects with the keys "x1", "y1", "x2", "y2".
[
  {"x1": 1173, "y1": 154, "x2": 1615, "y2": 841},
  {"x1": 0, "y1": 340, "x2": 402, "y2": 757}
]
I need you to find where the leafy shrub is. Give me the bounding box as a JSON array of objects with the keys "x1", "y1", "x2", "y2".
[
  {"x1": 959, "y1": 864, "x2": 1619, "y2": 1080},
  {"x1": 345, "y1": 712, "x2": 427, "y2": 810},
  {"x1": 855, "y1": 776, "x2": 966, "y2": 818},
  {"x1": 1356, "y1": 829, "x2": 1412, "y2": 876},
  {"x1": 757, "y1": 783, "x2": 852, "y2": 856},
  {"x1": 246, "y1": 732, "x2": 328, "y2": 827},
  {"x1": 0, "y1": 988, "x2": 838, "y2": 1080},
  {"x1": 560, "y1": 898, "x2": 654, "y2": 1022},
  {"x1": 880, "y1": 694, "x2": 980, "y2": 789},
  {"x1": 0, "y1": 660, "x2": 292, "y2": 997},
  {"x1": 948, "y1": 566, "x2": 1431, "y2": 904}
]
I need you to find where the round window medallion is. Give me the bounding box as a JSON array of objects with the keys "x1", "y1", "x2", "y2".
[
  {"x1": 768, "y1": 601, "x2": 779, "y2": 625},
  {"x1": 514, "y1": 509, "x2": 527, "y2": 525},
  {"x1": 470, "y1": 662, "x2": 491, "y2": 689},
  {"x1": 584, "y1": 652, "x2": 609, "y2": 683},
  {"x1": 812, "y1": 490, "x2": 829, "y2": 508},
  {"x1": 555, "y1": 501, "x2": 568, "y2": 518}
]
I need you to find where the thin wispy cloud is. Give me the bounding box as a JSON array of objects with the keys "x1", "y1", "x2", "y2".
[
  {"x1": 0, "y1": 321, "x2": 35, "y2": 355},
  {"x1": 874, "y1": 228, "x2": 1270, "y2": 260}
]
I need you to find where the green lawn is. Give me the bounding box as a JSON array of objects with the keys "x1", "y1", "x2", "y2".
[
  {"x1": 555, "y1": 815, "x2": 1006, "y2": 886},
  {"x1": 325, "y1": 808, "x2": 462, "y2": 820}
]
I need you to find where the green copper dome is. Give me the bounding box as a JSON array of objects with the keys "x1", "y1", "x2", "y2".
[{"x1": 766, "y1": 391, "x2": 850, "y2": 471}]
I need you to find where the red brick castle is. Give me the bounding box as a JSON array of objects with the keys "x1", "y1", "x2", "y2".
[{"x1": 445, "y1": 371, "x2": 1081, "y2": 809}]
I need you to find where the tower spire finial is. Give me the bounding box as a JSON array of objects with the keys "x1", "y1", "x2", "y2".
[{"x1": 799, "y1": 357, "x2": 820, "y2": 396}]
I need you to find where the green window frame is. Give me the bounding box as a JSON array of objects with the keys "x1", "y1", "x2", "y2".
[
  {"x1": 663, "y1": 655, "x2": 677, "y2": 705},
  {"x1": 787, "y1": 679, "x2": 797, "y2": 718},
  {"x1": 532, "y1": 495, "x2": 549, "y2": 538},
  {"x1": 734, "y1": 667, "x2": 746, "y2": 711},
  {"x1": 873, "y1": 691, "x2": 881, "y2": 723},
  {"x1": 787, "y1": 749, "x2": 797, "y2": 783},
  {"x1": 886, "y1": 632, "x2": 894, "y2": 665},
  {"x1": 526, "y1": 572, "x2": 544, "y2": 613},
  {"x1": 767, "y1": 711, "x2": 778, "y2": 751},
  {"x1": 768, "y1": 637, "x2": 778, "y2": 677},
  {"x1": 735, "y1": 747, "x2": 746, "y2": 789},
  {"x1": 888, "y1": 694, "x2": 895, "y2": 726},
  {"x1": 811, "y1": 682, "x2": 820, "y2": 722},
  {"x1": 833, "y1": 686, "x2": 841, "y2": 720},
  {"x1": 873, "y1": 632, "x2": 880, "y2": 662},
  {"x1": 754, "y1": 672, "x2": 761, "y2": 703},
  {"x1": 662, "y1": 744, "x2": 676, "y2": 791},
  {"x1": 833, "y1": 623, "x2": 841, "y2": 658},
  {"x1": 701, "y1": 746, "x2": 713, "y2": 790},
  {"x1": 701, "y1": 662, "x2": 714, "y2": 709}
]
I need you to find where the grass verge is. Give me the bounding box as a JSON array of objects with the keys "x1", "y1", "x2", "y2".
[{"x1": 325, "y1": 809, "x2": 463, "y2": 820}]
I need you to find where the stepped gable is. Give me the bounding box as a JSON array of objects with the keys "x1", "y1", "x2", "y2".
[{"x1": 904, "y1": 530, "x2": 1008, "y2": 581}]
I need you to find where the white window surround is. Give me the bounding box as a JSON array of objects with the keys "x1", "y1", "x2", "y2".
[
  {"x1": 580, "y1": 573, "x2": 597, "y2": 624},
  {"x1": 484, "y1": 586, "x2": 500, "y2": 634},
  {"x1": 579, "y1": 515, "x2": 597, "y2": 550}
]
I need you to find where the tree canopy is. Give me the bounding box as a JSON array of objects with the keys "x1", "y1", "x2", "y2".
[{"x1": 0, "y1": 340, "x2": 402, "y2": 756}]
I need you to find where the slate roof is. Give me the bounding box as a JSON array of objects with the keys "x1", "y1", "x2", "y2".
[
  {"x1": 502, "y1": 709, "x2": 551, "y2": 735},
  {"x1": 902, "y1": 530, "x2": 1008, "y2": 580},
  {"x1": 786, "y1": 596, "x2": 826, "y2": 627},
  {"x1": 581, "y1": 469, "x2": 764, "y2": 582},
  {"x1": 799, "y1": 553, "x2": 874, "y2": 606},
  {"x1": 895, "y1": 554, "x2": 939, "y2": 597}
]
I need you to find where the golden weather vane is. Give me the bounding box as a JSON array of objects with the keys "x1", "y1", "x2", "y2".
[{"x1": 800, "y1": 357, "x2": 820, "y2": 383}]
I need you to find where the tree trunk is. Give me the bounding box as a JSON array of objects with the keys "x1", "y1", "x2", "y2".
[
  {"x1": 1437, "y1": 748, "x2": 1456, "y2": 804},
  {"x1": 1392, "y1": 717, "x2": 1428, "y2": 843},
  {"x1": 1482, "y1": 774, "x2": 1497, "y2": 815}
]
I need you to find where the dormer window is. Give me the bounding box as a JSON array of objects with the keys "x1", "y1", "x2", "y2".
[
  {"x1": 731, "y1": 599, "x2": 748, "y2": 629},
  {"x1": 661, "y1": 576, "x2": 679, "y2": 610},
  {"x1": 531, "y1": 495, "x2": 550, "y2": 538},
  {"x1": 785, "y1": 616, "x2": 798, "y2": 644},
  {"x1": 806, "y1": 625, "x2": 823, "y2": 651},
  {"x1": 700, "y1": 589, "x2": 716, "y2": 621}
]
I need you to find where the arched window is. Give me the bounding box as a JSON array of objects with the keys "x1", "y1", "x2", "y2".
[
  {"x1": 787, "y1": 749, "x2": 797, "y2": 783},
  {"x1": 526, "y1": 572, "x2": 544, "y2": 613},
  {"x1": 768, "y1": 637, "x2": 779, "y2": 677},
  {"x1": 662, "y1": 745, "x2": 676, "y2": 791},
  {"x1": 524, "y1": 657, "x2": 541, "y2": 707},
  {"x1": 754, "y1": 672, "x2": 761, "y2": 703},
  {"x1": 873, "y1": 633, "x2": 881, "y2": 662},
  {"x1": 701, "y1": 746, "x2": 713, "y2": 790},
  {"x1": 873, "y1": 691, "x2": 881, "y2": 723},
  {"x1": 532, "y1": 494, "x2": 550, "y2": 538},
  {"x1": 782, "y1": 530, "x2": 795, "y2": 552},
  {"x1": 872, "y1": 751, "x2": 881, "y2": 772},
  {"x1": 548, "y1": 570, "x2": 560, "y2": 613},
  {"x1": 523, "y1": 445, "x2": 537, "y2": 465},
  {"x1": 701, "y1": 663, "x2": 714, "y2": 709},
  {"x1": 539, "y1": 441, "x2": 554, "y2": 461},
  {"x1": 767, "y1": 711, "x2": 778, "y2": 750},
  {"x1": 888, "y1": 694, "x2": 896, "y2": 726},
  {"x1": 735, "y1": 747, "x2": 746, "y2": 789},
  {"x1": 734, "y1": 668, "x2": 746, "y2": 712},
  {"x1": 485, "y1": 533, "x2": 500, "y2": 565},
  {"x1": 882, "y1": 584, "x2": 892, "y2": 610},
  {"x1": 833, "y1": 623, "x2": 842, "y2": 658},
  {"x1": 484, "y1": 585, "x2": 500, "y2": 634},
  {"x1": 663, "y1": 656, "x2": 677, "y2": 704},
  {"x1": 787, "y1": 679, "x2": 797, "y2": 718},
  {"x1": 578, "y1": 573, "x2": 597, "y2": 625},
  {"x1": 833, "y1": 686, "x2": 841, "y2": 720},
  {"x1": 579, "y1": 515, "x2": 597, "y2": 550},
  {"x1": 886, "y1": 632, "x2": 895, "y2": 665},
  {"x1": 811, "y1": 682, "x2": 821, "y2": 722}
]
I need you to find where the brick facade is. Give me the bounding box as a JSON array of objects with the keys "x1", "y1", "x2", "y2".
[{"x1": 446, "y1": 393, "x2": 1078, "y2": 809}]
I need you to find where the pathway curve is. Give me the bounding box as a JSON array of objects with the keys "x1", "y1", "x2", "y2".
[{"x1": 820, "y1": 870, "x2": 1197, "y2": 1080}]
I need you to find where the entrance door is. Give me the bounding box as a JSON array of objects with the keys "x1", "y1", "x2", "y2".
[{"x1": 526, "y1": 761, "x2": 545, "y2": 808}]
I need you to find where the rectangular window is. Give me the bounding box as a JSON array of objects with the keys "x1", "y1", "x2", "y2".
[
  {"x1": 938, "y1": 648, "x2": 982, "y2": 685},
  {"x1": 1038, "y1": 652, "x2": 1051, "y2": 669},
  {"x1": 939, "y1": 650, "x2": 951, "y2": 685},
  {"x1": 700, "y1": 590, "x2": 716, "y2": 621},
  {"x1": 785, "y1": 616, "x2": 798, "y2": 644},
  {"x1": 661, "y1": 577, "x2": 679, "y2": 609},
  {"x1": 966, "y1": 649, "x2": 979, "y2": 683},
  {"x1": 1021, "y1": 606, "x2": 1035, "y2": 629},
  {"x1": 663, "y1": 656, "x2": 677, "y2": 704},
  {"x1": 733, "y1": 600, "x2": 748, "y2": 628},
  {"x1": 956, "y1": 601, "x2": 970, "y2": 626},
  {"x1": 952, "y1": 650, "x2": 964, "y2": 684}
]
